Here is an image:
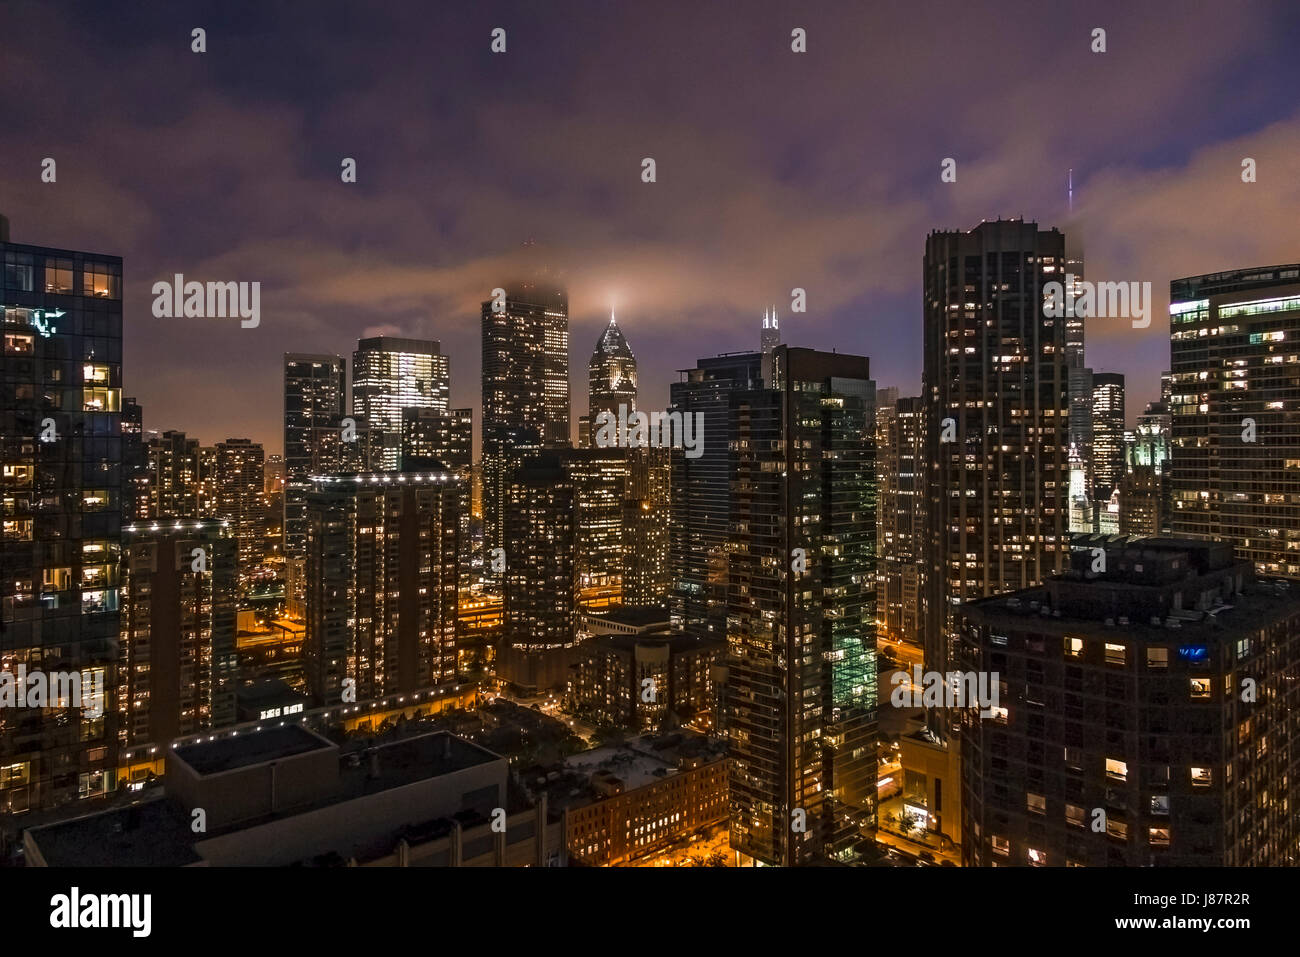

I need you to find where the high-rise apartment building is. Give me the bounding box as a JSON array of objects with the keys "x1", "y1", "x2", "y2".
[
  {"x1": 622, "y1": 448, "x2": 671, "y2": 608},
  {"x1": 303, "y1": 470, "x2": 461, "y2": 705},
  {"x1": 145, "y1": 429, "x2": 201, "y2": 518},
  {"x1": 214, "y1": 438, "x2": 266, "y2": 571},
  {"x1": 725, "y1": 346, "x2": 877, "y2": 866},
  {"x1": 563, "y1": 448, "x2": 627, "y2": 591},
  {"x1": 1, "y1": 229, "x2": 122, "y2": 814},
  {"x1": 119, "y1": 520, "x2": 238, "y2": 746},
  {"x1": 283, "y1": 353, "x2": 346, "y2": 559},
  {"x1": 400, "y1": 406, "x2": 472, "y2": 473},
  {"x1": 481, "y1": 276, "x2": 570, "y2": 549},
  {"x1": 351, "y1": 337, "x2": 449, "y2": 472},
  {"x1": 668, "y1": 352, "x2": 763, "y2": 640},
  {"x1": 877, "y1": 394, "x2": 925, "y2": 642},
  {"x1": 1091, "y1": 372, "x2": 1126, "y2": 498},
  {"x1": 1170, "y1": 265, "x2": 1300, "y2": 579},
  {"x1": 959, "y1": 539, "x2": 1300, "y2": 866},
  {"x1": 922, "y1": 219, "x2": 1070, "y2": 683}
]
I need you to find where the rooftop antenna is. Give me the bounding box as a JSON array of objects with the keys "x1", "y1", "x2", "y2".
[{"x1": 1068, "y1": 168, "x2": 1073, "y2": 213}]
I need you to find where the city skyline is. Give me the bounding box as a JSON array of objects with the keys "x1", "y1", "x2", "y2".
[{"x1": 4, "y1": 1, "x2": 1300, "y2": 452}]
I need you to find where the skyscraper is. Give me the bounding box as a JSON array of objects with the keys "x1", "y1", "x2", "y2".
[
  {"x1": 119, "y1": 519, "x2": 238, "y2": 746},
  {"x1": 1091, "y1": 372, "x2": 1126, "y2": 498},
  {"x1": 760, "y1": 306, "x2": 781, "y2": 385},
  {"x1": 587, "y1": 312, "x2": 636, "y2": 447},
  {"x1": 351, "y1": 337, "x2": 449, "y2": 472},
  {"x1": 922, "y1": 219, "x2": 1070, "y2": 685},
  {"x1": 283, "y1": 353, "x2": 345, "y2": 560},
  {"x1": 499, "y1": 453, "x2": 577, "y2": 692},
  {"x1": 1170, "y1": 265, "x2": 1300, "y2": 579},
  {"x1": 959, "y1": 539, "x2": 1300, "y2": 866},
  {"x1": 1, "y1": 229, "x2": 122, "y2": 813},
  {"x1": 481, "y1": 276, "x2": 570, "y2": 549},
  {"x1": 214, "y1": 438, "x2": 266, "y2": 571},
  {"x1": 145, "y1": 429, "x2": 201, "y2": 518},
  {"x1": 303, "y1": 470, "x2": 461, "y2": 705},
  {"x1": 668, "y1": 351, "x2": 763, "y2": 640},
  {"x1": 726, "y1": 346, "x2": 877, "y2": 866},
  {"x1": 622, "y1": 448, "x2": 671, "y2": 608},
  {"x1": 877, "y1": 393, "x2": 925, "y2": 642}
]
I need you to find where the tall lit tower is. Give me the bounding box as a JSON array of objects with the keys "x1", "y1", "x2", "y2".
[
  {"x1": 760, "y1": 306, "x2": 781, "y2": 385},
  {"x1": 587, "y1": 310, "x2": 637, "y2": 446},
  {"x1": 481, "y1": 271, "x2": 570, "y2": 549},
  {"x1": 351, "y1": 337, "x2": 449, "y2": 472},
  {"x1": 922, "y1": 219, "x2": 1070, "y2": 690}
]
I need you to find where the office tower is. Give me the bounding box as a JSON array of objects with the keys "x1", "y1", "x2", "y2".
[
  {"x1": 1068, "y1": 367, "x2": 1093, "y2": 474},
  {"x1": 1063, "y1": 251, "x2": 1090, "y2": 462},
  {"x1": 303, "y1": 470, "x2": 461, "y2": 705},
  {"x1": 119, "y1": 519, "x2": 238, "y2": 746},
  {"x1": 959, "y1": 539, "x2": 1300, "y2": 866},
  {"x1": 351, "y1": 337, "x2": 449, "y2": 471},
  {"x1": 563, "y1": 448, "x2": 626, "y2": 591},
  {"x1": 587, "y1": 313, "x2": 637, "y2": 447},
  {"x1": 622, "y1": 447, "x2": 671, "y2": 607},
  {"x1": 499, "y1": 454, "x2": 576, "y2": 692},
  {"x1": 400, "y1": 406, "x2": 472, "y2": 473},
  {"x1": 668, "y1": 352, "x2": 763, "y2": 640},
  {"x1": 1091, "y1": 372, "x2": 1126, "y2": 497},
  {"x1": 922, "y1": 219, "x2": 1070, "y2": 684},
  {"x1": 145, "y1": 429, "x2": 201, "y2": 518},
  {"x1": 1171, "y1": 266, "x2": 1300, "y2": 578},
  {"x1": 283, "y1": 353, "x2": 345, "y2": 559},
  {"x1": 760, "y1": 306, "x2": 781, "y2": 385},
  {"x1": 877, "y1": 394, "x2": 925, "y2": 642},
  {"x1": 726, "y1": 346, "x2": 877, "y2": 866},
  {"x1": 214, "y1": 438, "x2": 266, "y2": 571},
  {"x1": 1129, "y1": 400, "x2": 1172, "y2": 535},
  {"x1": 481, "y1": 276, "x2": 570, "y2": 549},
  {"x1": 1, "y1": 231, "x2": 122, "y2": 814}
]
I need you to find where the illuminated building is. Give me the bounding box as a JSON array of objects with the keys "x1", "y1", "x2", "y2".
[
  {"x1": 547, "y1": 733, "x2": 729, "y2": 866},
  {"x1": 121, "y1": 397, "x2": 148, "y2": 520},
  {"x1": 119, "y1": 519, "x2": 238, "y2": 747},
  {"x1": 144, "y1": 429, "x2": 201, "y2": 518},
  {"x1": 1120, "y1": 465, "x2": 1163, "y2": 536},
  {"x1": 214, "y1": 438, "x2": 266, "y2": 571},
  {"x1": 499, "y1": 454, "x2": 577, "y2": 692},
  {"x1": 564, "y1": 447, "x2": 627, "y2": 590},
  {"x1": 959, "y1": 539, "x2": 1300, "y2": 866},
  {"x1": 1170, "y1": 266, "x2": 1300, "y2": 579},
  {"x1": 1091, "y1": 372, "x2": 1126, "y2": 498},
  {"x1": 570, "y1": 625, "x2": 723, "y2": 733},
  {"x1": 668, "y1": 351, "x2": 763, "y2": 640},
  {"x1": 283, "y1": 353, "x2": 345, "y2": 561},
  {"x1": 725, "y1": 346, "x2": 877, "y2": 866},
  {"x1": 1, "y1": 225, "x2": 122, "y2": 814},
  {"x1": 351, "y1": 337, "x2": 449, "y2": 472},
  {"x1": 877, "y1": 393, "x2": 925, "y2": 642},
  {"x1": 587, "y1": 312, "x2": 637, "y2": 447},
  {"x1": 303, "y1": 470, "x2": 461, "y2": 706},
  {"x1": 197, "y1": 445, "x2": 220, "y2": 517},
  {"x1": 622, "y1": 447, "x2": 671, "y2": 608},
  {"x1": 401, "y1": 406, "x2": 472, "y2": 473},
  {"x1": 481, "y1": 275, "x2": 570, "y2": 550},
  {"x1": 922, "y1": 220, "x2": 1070, "y2": 684},
  {"x1": 760, "y1": 306, "x2": 781, "y2": 385}
]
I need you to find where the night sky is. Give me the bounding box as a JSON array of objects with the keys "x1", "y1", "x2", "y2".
[{"x1": 3, "y1": 0, "x2": 1299, "y2": 454}]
